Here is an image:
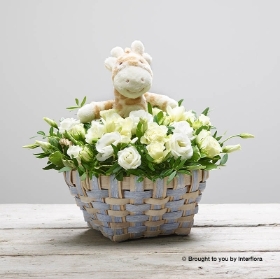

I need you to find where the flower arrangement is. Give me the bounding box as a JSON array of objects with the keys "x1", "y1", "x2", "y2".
[{"x1": 24, "y1": 97, "x2": 254, "y2": 183}]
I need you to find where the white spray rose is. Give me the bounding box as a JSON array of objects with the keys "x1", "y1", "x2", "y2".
[
  {"x1": 59, "y1": 118, "x2": 80, "y2": 134},
  {"x1": 140, "y1": 122, "x2": 168, "y2": 144},
  {"x1": 67, "y1": 145, "x2": 82, "y2": 159},
  {"x1": 118, "y1": 146, "x2": 141, "y2": 170},
  {"x1": 146, "y1": 142, "x2": 168, "y2": 163},
  {"x1": 165, "y1": 133, "x2": 193, "y2": 160},
  {"x1": 196, "y1": 130, "x2": 222, "y2": 158},
  {"x1": 96, "y1": 132, "x2": 122, "y2": 161},
  {"x1": 85, "y1": 121, "x2": 105, "y2": 143},
  {"x1": 171, "y1": 121, "x2": 194, "y2": 139}
]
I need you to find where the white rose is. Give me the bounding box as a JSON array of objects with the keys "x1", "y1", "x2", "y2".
[
  {"x1": 67, "y1": 145, "x2": 82, "y2": 159},
  {"x1": 96, "y1": 132, "x2": 122, "y2": 161},
  {"x1": 196, "y1": 130, "x2": 222, "y2": 158},
  {"x1": 146, "y1": 142, "x2": 168, "y2": 163},
  {"x1": 171, "y1": 121, "x2": 194, "y2": 139},
  {"x1": 85, "y1": 121, "x2": 105, "y2": 143},
  {"x1": 140, "y1": 122, "x2": 168, "y2": 144},
  {"x1": 165, "y1": 133, "x2": 193, "y2": 160},
  {"x1": 118, "y1": 146, "x2": 141, "y2": 170},
  {"x1": 59, "y1": 118, "x2": 80, "y2": 134}
]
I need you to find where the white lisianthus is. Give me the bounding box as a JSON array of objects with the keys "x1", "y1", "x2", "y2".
[
  {"x1": 165, "y1": 133, "x2": 193, "y2": 160},
  {"x1": 67, "y1": 145, "x2": 82, "y2": 159},
  {"x1": 35, "y1": 140, "x2": 52, "y2": 153},
  {"x1": 59, "y1": 118, "x2": 80, "y2": 134},
  {"x1": 196, "y1": 130, "x2": 222, "y2": 158},
  {"x1": 140, "y1": 122, "x2": 168, "y2": 144},
  {"x1": 146, "y1": 142, "x2": 168, "y2": 163},
  {"x1": 96, "y1": 132, "x2": 122, "y2": 161},
  {"x1": 68, "y1": 124, "x2": 85, "y2": 140},
  {"x1": 192, "y1": 114, "x2": 211, "y2": 129},
  {"x1": 85, "y1": 121, "x2": 105, "y2": 143},
  {"x1": 118, "y1": 146, "x2": 141, "y2": 170},
  {"x1": 79, "y1": 145, "x2": 93, "y2": 162},
  {"x1": 222, "y1": 144, "x2": 241, "y2": 153},
  {"x1": 171, "y1": 121, "x2": 194, "y2": 139}
]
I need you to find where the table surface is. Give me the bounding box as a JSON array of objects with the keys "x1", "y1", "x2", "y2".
[{"x1": 0, "y1": 204, "x2": 279, "y2": 279}]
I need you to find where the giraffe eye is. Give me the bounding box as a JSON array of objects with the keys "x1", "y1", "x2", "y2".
[{"x1": 119, "y1": 62, "x2": 123, "y2": 65}]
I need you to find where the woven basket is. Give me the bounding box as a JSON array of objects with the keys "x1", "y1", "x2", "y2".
[{"x1": 64, "y1": 170, "x2": 209, "y2": 242}]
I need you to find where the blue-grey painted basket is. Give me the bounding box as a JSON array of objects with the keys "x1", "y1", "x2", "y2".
[{"x1": 64, "y1": 170, "x2": 209, "y2": 242}]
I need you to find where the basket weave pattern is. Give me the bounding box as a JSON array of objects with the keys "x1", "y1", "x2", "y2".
[{"x1": 64, "y1": 170, "x2": 209, "y2": 242}]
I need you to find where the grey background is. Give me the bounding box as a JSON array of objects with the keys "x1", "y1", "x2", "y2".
[{"x1": 1, "y1": 0, "x2": 279, "y2": 203}]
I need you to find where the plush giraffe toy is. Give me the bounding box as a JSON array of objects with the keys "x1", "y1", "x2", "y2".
[{"x1": 77, "y1": 40, "x2": 178, "y2": 123}]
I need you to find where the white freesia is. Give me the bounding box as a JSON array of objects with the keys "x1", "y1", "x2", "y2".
[
  {"x1": 129, "y1": 110, "x2": 153, "y2": 134},
  {"x1": 185, "y1": 110, "x2": 196, "y2": 124},
  {"x1": 166, "y1": 105, "x2": 189, "y2": 123},
  {"x1": 67, "y1": 145, "x2": 82, "y2": 159},
  {"x1": 146, "y1": 142, "x2": 168, "y2": 163},
  {"x1": 96, "y1": 132, "x2": 122, "y2": 161},
  {"x1": 85, "y1": 121, "x2": 105, "y2": 143},
  {"x1": 59, "y1": 118, "x2": 80, "y2": 134},
  {"x1": 165, "y1": 133, "x2": 193, "y2": 160},
  {"x1": 171, "y1": 121, "x2": 194, "y2": 139},
  {"x1": 196, "y1": 130, "x2": 222, "y2": 158},
  {"x1": 118, "y1": 146, "x2": 141, "y2": 170},
  {"x1": 129, "y1": 110, "x2": 153, "y2": 123},
  {"x1": 140, "y1": 122, "x2": 168, "y2": 144}
]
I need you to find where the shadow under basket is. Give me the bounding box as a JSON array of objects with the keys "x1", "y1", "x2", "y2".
[{"x1": 64, "y1": 170, "x2": 209, "y2": 242}]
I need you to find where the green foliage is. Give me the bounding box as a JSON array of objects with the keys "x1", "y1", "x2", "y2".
[{"x1": 23, "y1": 98, "x2": 254, "y2": 183}]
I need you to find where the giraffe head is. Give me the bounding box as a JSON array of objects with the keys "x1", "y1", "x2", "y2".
[{"x1": 104, "y1": 40, "x2": 153, "y2": 99}]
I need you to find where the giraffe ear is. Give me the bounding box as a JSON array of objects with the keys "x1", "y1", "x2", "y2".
[
  {"x1": 104, "y1": 57, "x2": 116, "y2": 71},
  {"x1": 131, "y1": 40, "x2": 144, "y2": 55},
  {"x1": 111, "y1": 47, "x2": 124, "y2": 58},
  {"x1": 143, "y1": 52, "x2": 152, "y2": 64}
]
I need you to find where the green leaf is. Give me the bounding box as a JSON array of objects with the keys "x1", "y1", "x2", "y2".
[
  {"x1": 195, "y1": 125, "x2": 209, "y2": 135},
  {"x1": 167, "y1": 171, "x2": 177, "y2": 184},
  {"x1": 178, "y1": 99, "x2": 184, "y2": 106},
  {"x1": 58, "y1": 166, "x2": 73, "y2": 173},
  {"x1": 66, "y1": 106, "x2": 80, "y2": 110},
  {"x1": 49, "y1": 151, "x2": 64, "y2": 167},
  {"x1": 178, "y1": 170, "x2": 191, "y2": 175},
  {"x1": 220, "y1": 154, "x2": 228, "y2": 165},
  {"x1": 80, "y1": 96, "x2": 87, "y2": 107},
  {"x1": 80, "y1": 172, "x2": 87, "y2": 181},
  {"x1": 75, "y1": 98, "x2": 79, "y2": 106},
  {"x1": 37, "y1": 131, "x2": 45, "y2": 136},
  {"x1": 43, "y1": 164, "x2": 56, "y2": 170},
  {"x1": 201, "y1": 107, "x2": 210, "y2": 116},
  {"x1": 147, "y1": 102, "x2": 153, "y2": 115}
]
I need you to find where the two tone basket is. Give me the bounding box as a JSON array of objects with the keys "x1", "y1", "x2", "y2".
[{"x1": 64, "y1": 170, "x2": 209, "y2": 242}]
